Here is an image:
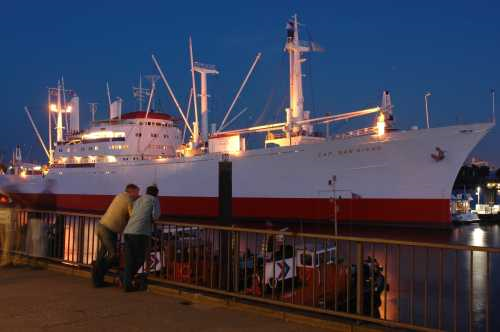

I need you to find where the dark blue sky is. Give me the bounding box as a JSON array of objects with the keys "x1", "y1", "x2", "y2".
[{"x1": 1, "y1": 1, "x2": 498, "y2": 165}]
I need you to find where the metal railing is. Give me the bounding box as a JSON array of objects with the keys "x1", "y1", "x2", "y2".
[{"x1": 1, "y1": 208, "x2": 499, "y2": 332}]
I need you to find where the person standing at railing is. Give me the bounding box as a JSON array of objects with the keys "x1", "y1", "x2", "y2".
[
  {"x1": 91, "y1": 183, "x2": 140, "y2": 287},
  {"x1": 122, "y1": 185, "x2": 160, "y2": 292}
]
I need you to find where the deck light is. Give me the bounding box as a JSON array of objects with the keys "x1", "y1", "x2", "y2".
[
  {"x1": 106, "y1": 155, "x2": 117, "y2": 163},
  {"x1": 377, "y1": 113, "x2": 386, "y2": 136}
]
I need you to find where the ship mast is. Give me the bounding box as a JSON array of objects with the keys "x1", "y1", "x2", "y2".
[
  {"x1": 285, "y1": 14, "x2": 320, "y2": 136},
  {"x1": 194, "y1": 63, "x2": 218, "y2": 142},
  {"x1": 56, "y1": 81, "x2": 64, "y2": 143},
  {"x1": 287, "y1": 15, "x2": 303, "y2": 130},
  {"x1": 48, "y1": 81, "x2": 73, "y2": 153}
]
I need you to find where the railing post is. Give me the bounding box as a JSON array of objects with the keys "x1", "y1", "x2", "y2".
[
  {"x1": 54, "y1": 214, "x2": 65, "y2": 259},
  {"x1": 356, "y1": 241, "x2": 364, "y2": 315}
]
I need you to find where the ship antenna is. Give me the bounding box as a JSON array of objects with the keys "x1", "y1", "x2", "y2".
[
  {"x1": 89, "y1": 103, "x2": 98, "y2": 123},
  {"x1": 139, "y1": 74, "x2": 143, "y2": 112},
  {"x1": 144, "y1": 75, "x2": 160, "y2": 120},
  {"x1": 218, "y1": 53, "x2": 261, "y2": 132},
  {"x1": 133, "y1": 74, "x2": 151, "y2": 112},
  {"x1": 47, "y1": 89, "x2": 53, "y2": 164},
  {"x1": 106, "y1": 82, "x2": 112, "y2": 112},
  {"x1": 424, "y1": 92, "x2": 431, "y2": 129},
  {"x1": 491, "y1": 89, "x2": 496, "y2": 124}
]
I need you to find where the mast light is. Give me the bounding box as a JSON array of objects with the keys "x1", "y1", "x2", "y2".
[
  {"x1": 50, "y1": 104, "x2": 72, "y2": 113},
  {"x1": 377, "y1": 113, "x2": 386, "y2": 136}
]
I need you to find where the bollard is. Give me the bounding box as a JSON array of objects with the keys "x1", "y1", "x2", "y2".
[
  {"x1": 218, "y1": 157, "x2": 232, "y2": 224},
  {"x1": 0, "y1": 208, "x2": 13, "y2": 266},
  {"x1": 218, "y1": 157, "x2": 233, "y2": 290},
  {"x1": 356, "y1": 242, "x2": 364, "y2": 316}
]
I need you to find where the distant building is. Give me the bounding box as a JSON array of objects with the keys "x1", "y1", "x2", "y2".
[{"x1": 468, "y1": 157, "x2": 496, "y2": 171}]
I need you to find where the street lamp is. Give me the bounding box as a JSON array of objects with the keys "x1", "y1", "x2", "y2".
[
  {"x1": 424, "y1": 92, "x2": 431, "y2": 129},
  {"x1": 328, "y1": 175, "x2": 338, "y2": 236}
]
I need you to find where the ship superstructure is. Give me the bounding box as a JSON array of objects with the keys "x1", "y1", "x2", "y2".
[{"x1": 0, "y1": 15, "x2": 493, "y2": 226}]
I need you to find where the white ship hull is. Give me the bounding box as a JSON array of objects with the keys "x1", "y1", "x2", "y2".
[{"x1": 1, "y1": 122, "x2": 492, "y2": 226}]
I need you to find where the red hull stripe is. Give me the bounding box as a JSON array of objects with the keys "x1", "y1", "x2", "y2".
[{"x1": 10, "y1": 193, "x2": 451, "y2": 224}]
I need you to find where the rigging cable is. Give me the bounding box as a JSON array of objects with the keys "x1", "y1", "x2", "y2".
[{"x1": 254, "y1": 52, "x2": 288, "y2": 126}]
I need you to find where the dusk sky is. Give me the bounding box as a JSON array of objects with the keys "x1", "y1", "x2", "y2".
[{"x1": 1, "y1": 1, "x2": 498, "y2": 165}]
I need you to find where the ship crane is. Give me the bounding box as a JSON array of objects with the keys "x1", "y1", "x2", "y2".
[
  {"x1": 194, "y1": 62, "x2": 218, "y2": 142},
  {"x1": 217, "y1": 106, "x2": 383, "y2": 137}
]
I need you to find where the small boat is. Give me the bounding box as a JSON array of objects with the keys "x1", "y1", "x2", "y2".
[
  {"x1": 451, "y1": 193, "x2": 479, "y2": 224},
  {"x1": 452, "y1": 211, "x2": 480, "y2": 224},
  {"x1": 475, "y1": 204, "x2": 500, "y2": 222}
]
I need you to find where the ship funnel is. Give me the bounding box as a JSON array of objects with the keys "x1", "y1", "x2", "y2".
[{"x1": 110, "y1": 98, "x2": 122, "y2": 120}]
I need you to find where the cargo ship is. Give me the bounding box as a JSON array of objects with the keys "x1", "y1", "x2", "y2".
[{"x1": 0, "y1": 16, "x2": 493, "y2": 226}]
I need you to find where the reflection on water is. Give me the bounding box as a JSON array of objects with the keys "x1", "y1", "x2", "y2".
[{"x1": 471, "y1": 227, "x2": 487, "y2": 247}]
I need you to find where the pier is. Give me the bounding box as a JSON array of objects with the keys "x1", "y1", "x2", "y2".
[
  {"x1": 0, "y1": 266, "x2": 334, "y2": 332},
  {"x1": 1, "y1": 208, "x2": 499, "y2": 332}
]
